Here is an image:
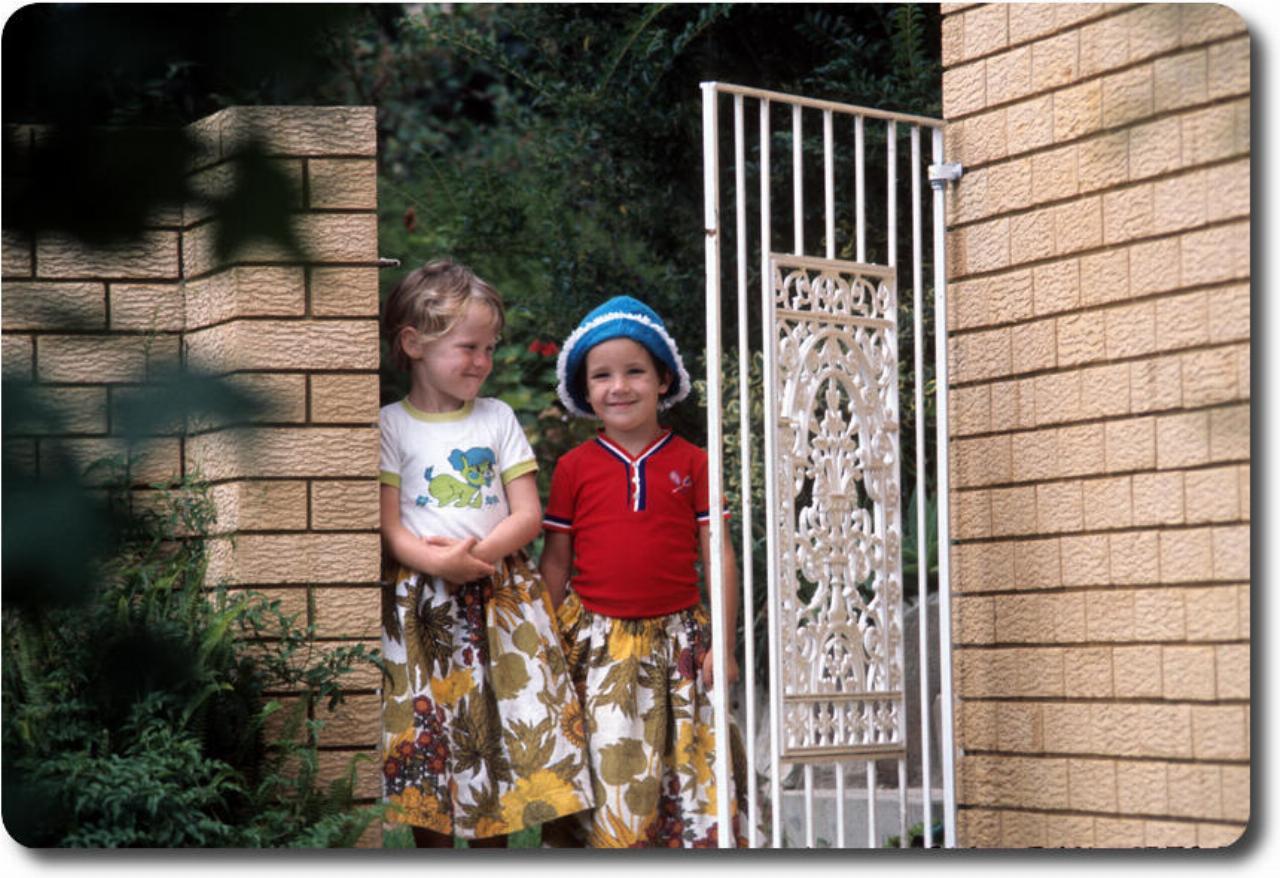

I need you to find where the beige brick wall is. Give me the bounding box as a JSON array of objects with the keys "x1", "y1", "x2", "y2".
[
  {"x1": 1, "y1": 107, "x2": 384, "y2": 835},
  {"x1": 942, "y1": 3, "x2": 1249, "y2": 848}
]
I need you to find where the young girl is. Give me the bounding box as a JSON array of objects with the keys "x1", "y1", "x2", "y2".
[
  {"x1": 539, "y1": 295, "x2": 748, "y2": 848},
  {"x1": 378, "y1": 259, "x2": 592, "y2": 847}
]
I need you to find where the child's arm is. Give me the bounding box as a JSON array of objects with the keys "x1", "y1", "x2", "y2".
[
  {"x1": 470, "y1": 472, "x2": 542, "y2": 565},
  {"x1": 538, "y1": 531, "x2": 573, "y2": 609},
  {"x1": 698, "y1": 524, "x2": 740, "y2": 690},
  {"x1": 380, "y1": 484, "x2": 495, "y2": 584}
]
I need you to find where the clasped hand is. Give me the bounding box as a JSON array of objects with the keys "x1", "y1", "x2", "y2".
[{"x1": 420, "y1": 534, "x2": 494, "y2": 593}]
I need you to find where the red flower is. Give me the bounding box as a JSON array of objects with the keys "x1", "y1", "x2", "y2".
[
  {"x1": 413, "y1": 696, "x2": 431, "y2": 715},
  {"x1": 403, "y1": 206, "x2": 417, "y2": 233},
  {"x1": 528, "y1": 339, "x2": 546, "y2": 355},
  {"x1": 540, "y1": 340, "x2": 559, "y2": 357},
  {"x1": 383, "y1": 759, "x2": 400, "y2": 779}
]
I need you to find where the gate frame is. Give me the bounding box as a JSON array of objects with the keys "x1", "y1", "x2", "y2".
[{"x1": 700, "y1": 81, "x2": 959, "y2": 848}]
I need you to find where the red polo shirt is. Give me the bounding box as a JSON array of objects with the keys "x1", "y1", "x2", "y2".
[{"x1": 543, "y1": 430, "x2": 726, "y2": 618}]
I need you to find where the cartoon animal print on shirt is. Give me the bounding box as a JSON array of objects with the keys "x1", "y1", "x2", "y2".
[{"x1": 418, "y1": 447, "x2": 498, "y2": 509}]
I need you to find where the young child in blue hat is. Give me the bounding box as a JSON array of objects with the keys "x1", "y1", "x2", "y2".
[{"x1": 539, "y1": 295, "x2": 748, "y2": 847}]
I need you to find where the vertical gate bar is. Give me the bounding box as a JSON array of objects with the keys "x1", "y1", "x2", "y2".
[
  {"x1": 824, "y1": 109, "x2": 835, "y2": 258},
  {"x1": 931, "y1": 125, "x2": 958, "y2": 849},
  {"x1": 855, "y1": 115, "x2": 865, "y2": 262},
  {"x1": 804, "y1": 764, "x2": 815, "y2": 847},
  {"x1": 887, "y1": 121, "x2": 898, "y2": 269},
  {"x1": 700, "y1": 82, "x2": 733, "y2": 848},
  {"x1": 732, "y1": 91, "x2": 759, "y2": 847},
  {"x1": 835, "y1": 763, "x2": 845, "y2": 848},
  {"x1": 793, "y1": 104, "x2": 803, "y2": 255},
  {"x1": 911, "y1": 124, "x2": 934, "y2": 848},
  {"x1": 760, "y1": 97, "x2": 783, "y2": 850},
  {"x1": 867, "y1": 761, "x2": 877, "y2": 847}
]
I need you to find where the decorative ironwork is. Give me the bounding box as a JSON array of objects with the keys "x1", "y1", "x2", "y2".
[{"x1": 770, "y1": 254, "x2": 905, "y2": 762}]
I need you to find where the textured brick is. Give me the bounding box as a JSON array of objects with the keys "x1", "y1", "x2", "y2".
[
  {"x1": 955, "y1": 595, "x2": 996, "y2": 644},
  {"x1": 1078, "y1": 363, "x2": 1130, "y2": 420},
  {"x1": 1109, "y1": 530, "x2": 1159, "y2": 585},
  {"x1": 962, "y1": 754, "x2": 1069, "y2": 810},
  {"x1": 1104, "y1": 416, "x2": 1155, "y2": 472},
  {"x1": 990, "y1": 377, "x2": 1035, "y2": 431},
  {"x1": 1031, "y1": 259, "x2": 1078, "y2": 317},
  {"x1": 1031, "y1": 30, "x2": 1079, "y2": 93},
  {"x1": 985, "y1": 269, "x2": 1035, "y2": 325},
  {"x1": 999, "y1": 810, "x2": 1047, "y2": 848},
  {"x1": 986, "y1": 158, "x2": 1034, "y2": 214},
  {"x1": 1129, "y1": 117, "x2": 1182, "y2": 180},
  {"x1": 1163, "y1": 645, "x2": 1217, "y2": 701},
  {"x1": 311, "y1": 479, "x2": 380, "y2": 531},
  {"x1": 1238, "y1": 465, "x2": 1251, "y2": 521},
  {"x1": 1155, "y1": 291, "x2": 1208, "y2": 351},
  {"x1": 28, "y1": 387, "x2": 108, "y2": 435},
  {"x1": 1053, "y1": 313, "x2": 1099, "y2": 367},
  {"x1": 1006, "y1": 3, "x2": 1057, "y2": 44},
  {"x1": 956, "y1": 540, "x2": 1016, "y2": 592},
  {"x1": 1045, "y1": 814, "x2": 1096, "y2": 848},
  {"x1": 187, "y1": 160, "x2": 304, "y2": 224},
  {"x1": 953, "y1": 326, "x2": 1012, "y2": 382},
  {"x1": 1211, "y1": 524, "x2": 1249, "y2": 581},
  {"x1": 1036, "y1": 480, "x2": 1083, "y2": 533},
  {"x1": 996, "y1": 701, "x2": 1042, "y2": 752},
  {"x1": 1208, "y1": 404, "x2": 1249, "y2": 462},
  {"x1": 1183, "y1": 221, "x2": 1250, "y2": 287},
  {"x1": 2, "y1": 333, "x2": 33, "y2": 381},
  {"x1": 1221, "y1": 764, "x2": 1249, "y2": 823},
  {"x1": 185, "y1": 266, "x2": 306, "y2": 329},
  {"x1": 957, "y1": 647, "x2": 1064, "y2": 698},
  {"x1": 944, "y1": 59, "x2": 988, "y2": 118},
  {"x1": 186, "y1": 318, "x2": 378, "y2": 373},
  {"x1": 219, "y1": 106, "x2": 377, "y2": 158},
  {"x1": 37, "y1": 334, "x2": 177, "y2": 383},
  {"x1": 942, "y1": 12, "x2": 964, "y2": 68},
  {"x1": 1031, "y1": 145, "x2": 1079, "y2": 205},
  {"x1": 311, "y1": 585, "x2": 382, "y2": 639},
  {"x1": 1012, "y1": 318, "x2": 1056, "y2": 374},
  {"x1": 1063, "y1": 646, "x2": 1112, "y2": 698},
  {"x1": 186, "y1": 426, "x2": 379, "y2": 481},
  {"x1": 209, "y1": 480, "x2": 308, "y2": 534},
  {"x1": 1215, "y1": 644, "x2": 1249, "y2": 700},
  {"x1": 1208, "y1": 37, "x2": 1250, "y2": 100},
  {"x1": 1180, "y1": 4, "x2": 1247, "y2": 44},
  {"x1": 109, "y1": 283, "x2": 185, "y2": 331},
  {"x1": 962, "y1": 3, "x2": 1007, "y2": 59},
  {"x1": 1103, "y1": 184, "x2": 1154, "y2": 246},
  {"x1": 1154, "y1": 50, "x2": 1208, "y2": 113},
  {"x1": 2, "y1": 229, "x2": 33, "y2": 277},
  {"x1": 1057, "y1": 423, "x2": 1104, "y2": 478},
  {"x1": 205, "y1": 532, "x2": 380, "y2": 586},
  {"x1": 1079, "y1": 13, "x2": 1129, "y2": 78},
  {"x1": 1068, "y1": 758, "x2": 1117, "y2": 812},
  {"x1": 1152, "y1": 172, "x2": 1207, "y2": 236},
  {"x1": 1130, "y1": 356, "x2": 1182, "y2": 414},
  {"x1": 1115, "y1": 760, "x2": 1168, "y2": 817},
  {"x1": 1005, "y1": 95, "x2": 1053, "y2": 155},
  {"x1": 43, "y1": 436, "x2": 181, "y2": 486},
  {"x1": 1059, "y1": 533, "x2": 1106, "y2": 587},
  {"x1": 1145, "y1": 820, "x2": 1197, "y2": 848},
  {"x1": 1183, "y1": 466, "x2": 1240, "y2": 529},
  {"x1": 1013, "y1": 536, "x2": 1062, "y2": 588},
  {"x1": 1095, "y1": 816, "x2": 1145, "y2": 847},
  {"x1": 1128, "y1": 237, "x2": 1181, "y2": 297},
  {"x1": 1041, "y1": 702, "x2": 1089, "y2": 754},
  {"x1": 316, "y1": 748, "x2": 382, "y2": 801},
  {"x1": 953, "y1": 488, "x2": 992, "y2": 540},
  {"x1": 311, "y1": 267, "x2": 379, "y2": 318},
  {"x1": 985, "y1": 45, "x2": 1031, "y2": 106},
  {"x1": 1197, "y1": 823, "x2": 1245, "y2": 849},
  {"x1": 183, "y1": 213, "x2": 377, "y2": 277},
  {"x1": 954, "y1": 383, "x2": 991, "y2": 435},
  {"x1": 957, "y1": 107, "x2": 1010, "y2": 166},
  {"x1": 1182, "y1": 103, "x2": 1240, "y2": 166},
  {"x1": 991, "y1": 485, "x2": 1037, "y2": 537},
  {"x1": 315, "y1": 692, "x2": 381, "y2": 747},
  {"x1": 200, "y1": 373, "x2": 308, "y2": 427},
  {"x1": 1167, "y1": 762, "x2": 1222, "y2": 819},
  {"x1": 1184, "y1": 584, "x2": 1238, "y2": 644},
  {"x1": 310, "y1": 373, "x2": 379, "y2": 424},
  {"x1": 996, "y1": 591, "x2": 1085, "y2": 643},
  {"x1": 1132, "y1": 471, "x2": 1184, "y2": 526},
  {"x1": 1102, "y1": 301, "x2": 1154, "y2": 359},
  {"x1": 1101, "y1": 65, "x2": 1154, "y2": 129},
  {"x1": 1134, "y1": 587, "x2": 1188, "y2": 641},
  {"x1": 1160, "y1": 528, "x2": 1213, "y2": 583},
  {"x1": 1125, "y1": 5, "x2": 1182, "y2": 63},
  {"x1": 1111, "y1": 645, "x2": 1164, "y2": 699},
  {"x1": 964, "y1": 216, "x2": 1011, "y2": 273},
  {"x1": 1053, "y1": 79, "x2": 1103, "y2": 142},
  {"x1": 1156, "y1": 410, "x2": 1210, "y2": 469},
  {"x1": 1085, "y1": 589, "x2": 1133, "y2": 642},
  {"x1": 1052, "y1": 197, "x2": 1103, "y2": 256},
  {"x1": 958, "y1": 808, "x2": 1001, "y2": 848},
  {"x1": 1076, "y1": 129, "x2": 1129, "y2": 194},
  {"x1": 1082, "y1": 476, "x2": 1131, "y2": 531},
  {"x1": 1205, "y1": 160, "x2": 1250, "y2": 224},
  {"x1": 1078, "y1": 248, "x2": 1129, "y2": 307},
  {"x1": 36, "y1": 230, "x2": 179, "y2": 279},
  {"x1": 308, "y1": 159, "x2": 377, "y2": 209},
  {"x1": 1011, "y1": 429, "x2": 1056, "y2": 482},
  {"x1": 2, "y1": 282, "x2": 106, "y2": 330}
]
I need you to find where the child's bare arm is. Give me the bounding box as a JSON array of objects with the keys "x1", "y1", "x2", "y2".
[
  {"x1": 380, "y1": 484, "x2": 495, "y2": 583},
  {"x1": 699, "y1": 523, "x2": 740, "y2": 689},
  {"x1": 539, "y1": 530, "x2": 573, "y2": 609},
  {"x1": 471, "y1": 472, "x2": 542, "y2": 564}
]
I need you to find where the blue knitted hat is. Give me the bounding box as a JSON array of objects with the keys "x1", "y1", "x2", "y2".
[{"x1": 556, "y1": 295, "x2": 691, "y2": 418}]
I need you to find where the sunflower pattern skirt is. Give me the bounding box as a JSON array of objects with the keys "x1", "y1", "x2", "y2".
[
  {"x1": 380, "y1": 551, "x2": 593, "y2": 839},
  {"x1": 555, "y1": 591, "x2": 749, "y2": 848}
]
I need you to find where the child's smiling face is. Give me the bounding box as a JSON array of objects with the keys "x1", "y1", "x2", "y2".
[
  {"x1": 404, "y1": 300, "x2": 499, "y2": 411},
  {"x1": 584, "y1": 338, "x2": 671, "y2": 442}
]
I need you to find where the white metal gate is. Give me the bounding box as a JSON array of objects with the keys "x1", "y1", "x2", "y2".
[{"x1": 700, "y1": 82, "x2": 958, "y2": 849}]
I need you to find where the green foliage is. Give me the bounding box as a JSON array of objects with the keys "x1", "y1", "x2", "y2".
[
  {"x1": 884, "y1": 819, "x2": 944, "y2": 848},
  {"x1": 3, "y1": 375, "x2": 383, "y2": 848}
]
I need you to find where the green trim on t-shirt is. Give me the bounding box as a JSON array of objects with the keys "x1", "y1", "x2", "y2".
[
  {"x1": 379, "y1": 470, "x2": 401, "y2": 488},
  {"x1": 500, "y1": 459, "x2": 538, "y2": 485},
  {"x1": 400, "y1": 397, "x2": 475, "y2": 422}
]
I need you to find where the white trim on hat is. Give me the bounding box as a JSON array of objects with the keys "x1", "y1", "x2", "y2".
[{"x1": 555, "y1": 309, "x2": 692, "y2": 419}]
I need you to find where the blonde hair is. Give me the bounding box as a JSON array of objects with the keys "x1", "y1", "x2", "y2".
[{"x1": 381, "y1": 259, "x2": 505, "y2": 372}]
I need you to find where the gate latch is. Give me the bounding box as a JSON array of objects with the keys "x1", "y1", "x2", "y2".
[{"x1": 928, "y1": 162, "x2": 964, "y2": 190}]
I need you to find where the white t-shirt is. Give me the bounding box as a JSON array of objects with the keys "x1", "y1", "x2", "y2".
[{"x1": 379, "y1": 397, "x2": 538, "y2": 541}]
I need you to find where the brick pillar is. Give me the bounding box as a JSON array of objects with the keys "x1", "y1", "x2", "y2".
[
  {"x1": 941, "y1": 3, "x2": 1249, "y2": 848},
  {"x1": 180, "y1": 107, "x2": 385, "y2": 818}
]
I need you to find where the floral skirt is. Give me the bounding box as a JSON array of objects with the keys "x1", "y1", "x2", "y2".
[
  {"x1": 554, "y1": 591, "x2": 749, "y2": 848},
  {"x1": 380, "y1": 552, "x2": 593, "y2": 839}
]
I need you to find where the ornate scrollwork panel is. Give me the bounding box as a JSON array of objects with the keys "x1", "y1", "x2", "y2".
[{"x1": 770, "y1": 255, "x2": 905, "y2": 761}]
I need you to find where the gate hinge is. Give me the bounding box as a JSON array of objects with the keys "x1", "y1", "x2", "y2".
[
  {"x1": 378, "y1": 257, "x2": 402, "y2": 269},
  {"x1": 928, "y1": 162, "x2": 964, "y2": 190}
]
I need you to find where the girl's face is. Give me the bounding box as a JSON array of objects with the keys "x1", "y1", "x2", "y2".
[
  {"x1": 402, "y1": 301, "x2": 498, "y2": 411},
  {"x1": 584, "y1": 338, "x2": 671, "y2": 441}
]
